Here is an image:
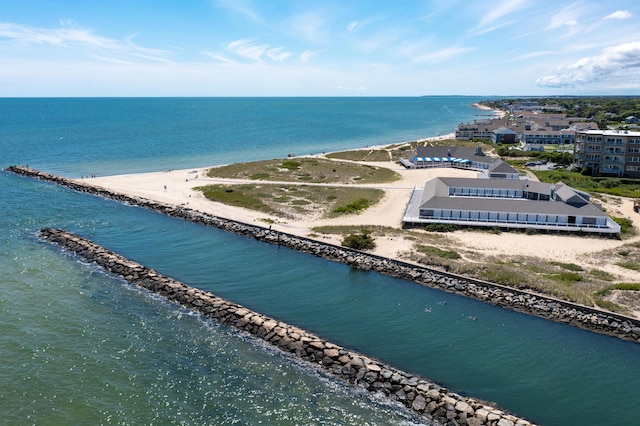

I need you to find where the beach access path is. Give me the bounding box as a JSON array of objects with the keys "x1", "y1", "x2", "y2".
[{"x1": 84, "y1": 154, "x2": 640, "y2": 288}]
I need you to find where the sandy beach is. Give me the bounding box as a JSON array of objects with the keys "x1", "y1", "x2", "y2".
[{"x1": 85, "y1": 140, "x2": 640, "y2": 286}]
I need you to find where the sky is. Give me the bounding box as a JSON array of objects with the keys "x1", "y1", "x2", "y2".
[{"x1": 1, "y1": 0, "x2": 639, "y2": 97}]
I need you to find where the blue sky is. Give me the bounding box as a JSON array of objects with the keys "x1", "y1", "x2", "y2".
[{"x1": 1, "y1": 0, "x2": 639, "y2": 96}]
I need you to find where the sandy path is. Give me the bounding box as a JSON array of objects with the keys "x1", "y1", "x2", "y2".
[{"x1": 84, "y1": 156, "x2": 640, "y2": 281}]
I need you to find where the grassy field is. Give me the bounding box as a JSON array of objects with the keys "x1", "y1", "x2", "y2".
[
  {"x1": 325, "y1": 139, "x2": 494, "y2": 162},
  {"x1": 200, "y1": 151, "x2": 640, "y2": 314},
  {"x1": 205, "y1": 157, "x2": 400, "y2": 184},
  {"x1": 195, "y1": 183, "x2": 385, "y2": 220},
  {"x1": 534, "y1": 170, "x2": 640, "y2": 198}
]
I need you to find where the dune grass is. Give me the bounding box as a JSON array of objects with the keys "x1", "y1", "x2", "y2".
[
  {"x1": 195, "y1": 184, "x2": 384, "y2": 220},
  {"x1": 206, "y1": 157, "x2": 400, "y2": 184}
]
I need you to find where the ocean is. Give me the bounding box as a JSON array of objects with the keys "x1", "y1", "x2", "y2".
[{"x1": 2, "y1": 97, "x2": 640, "y2": 425}]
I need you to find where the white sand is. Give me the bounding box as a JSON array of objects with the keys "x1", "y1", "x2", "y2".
[{"x1": 83, "y1": 152, "x2": 640, "y2": 282}]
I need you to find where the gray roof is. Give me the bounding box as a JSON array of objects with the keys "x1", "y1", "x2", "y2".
[
  {"x1": 493, "y1": 127, "x2": 519, "y2": 135},
  {"x1": 412, "y1": 146, "x2": 499, "y2": 164},
  {"x1": 489, "y1": 161, "x2": 519, "y2": 174},
  {"x1": 419, "y1": 177, "x2": 607, "y2": 218}
]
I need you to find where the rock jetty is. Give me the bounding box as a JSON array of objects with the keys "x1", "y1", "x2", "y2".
[
  {"x1": 39, "y1": 227, "x2": 533, "y2": 426},
  {"x1": 6, "y1": 165, "x2": 640, "y2": 344}
]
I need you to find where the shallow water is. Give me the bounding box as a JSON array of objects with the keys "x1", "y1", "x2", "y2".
[{"x1": 2, "y1": 97, "x2": 639, "y2": 425}]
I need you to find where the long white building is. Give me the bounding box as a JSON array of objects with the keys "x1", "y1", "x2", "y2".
[{"x1": 402, "y1": 177, "x2": 620, "y2": 234}]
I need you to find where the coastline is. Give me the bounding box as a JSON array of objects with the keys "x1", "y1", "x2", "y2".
[
  {"x1": 471, "y1": 102, "x2": 506, "y2": 118},
  {"x1": 9, "y1": 164, "x2": 640, "y2": 426},
  {"x1": 79, "y1": 138, "x2": 640, "y2": 286},
  {"x1": 8, "y1": 164, "x2": 640, "y2": 344}
]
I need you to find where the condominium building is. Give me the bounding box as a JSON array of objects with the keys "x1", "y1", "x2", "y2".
[
  {"x1": 402, "y1": 177, "x2": 620, "y2": 234},
  {"x1": 573, "y1": 130, "x2": 640, "y2": 178}
]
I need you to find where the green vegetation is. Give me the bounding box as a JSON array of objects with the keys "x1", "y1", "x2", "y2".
[
  {"x1": 326, "y1": 139, "x2": 494, "y2": 162},
  {"x1": 533, "y1": 170, "x2": 640, "y2": 199},
  {"x1": 612, "y1": 283, "x2": 640, "y2": 291},
  {"x1": 592, "y1": 282, "x2": 640, "y2": 313},
  {"x1": 481, "y1": 97, "x2": 640, "y2": 128},
  {"x1": 281, "y1": 160, "x2": 301, "y2": 170},
  {"x1": 333, "y1": 198, "x2": 370, "y2": 214},
  {"x1": 616, "y1": 261, "x2": 640, "y2": 271},
  {"x1": 195, "y1": 184, "x2": 384, "y2": 219},
  {"x1": 550, "y1": 261, "x2": 583, "y2": 272},
  {"x1": 206, "y1": 157, "x2": 400, "y2": 184},
  {"x1": 479, "y1": 265, "x2": 531, "y2": 287},
  {"x1": 421, "y1": 224, "x2": 459, "y2": 232},
  {"x1": 326, "y1": 149, "x2": 392, "y2": 162},
  {"x1": 497, "y1": 147, "x2": 574, "y2": 166},
  {"x1": 612, "y1": 217, "x2": 637, "y2": 236},
  {"x1": 546, "y1": 271, "x2": 583, "y2": 284},
  {"x1": 590, "y1": 269, "x2": 614, "y2": 281},
  {"x1": 196, "y1": 184, "x2": 274, "y2": 214},
  {"x1": 416, "y1": 244, "x2": 461, "y2": 259},
  {"x1": 341, "y1": 230, "x2": 376, "y2": 250},
  {"x1": 312, "y1": 225, "x2": 402, "y2": 237},
  {"x1": 593, "y1": 298, "x2": 626, "y2": 313}
]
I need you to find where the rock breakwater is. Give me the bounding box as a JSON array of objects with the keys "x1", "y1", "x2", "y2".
[
  {"x1": 38, "y1": 227, "x2": 533, "y2": 426},
  {"x1": 7, "y1": 165, "x2": 640, "y2": 344}
]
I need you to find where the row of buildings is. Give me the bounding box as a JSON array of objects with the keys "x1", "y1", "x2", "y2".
[
  {"x1": 455, "y1": 112, "x2": 598, "y2": 146},
  {"x1": 455, "y1": 111, "x2": 640, "y2": 178},
  {"x1": 400, "y1": 146, "x2": 621, "y2": 235}
]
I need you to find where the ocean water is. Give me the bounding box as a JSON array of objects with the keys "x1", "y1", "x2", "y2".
[{"x1": 2, "y1": 97, "x2": 640, "y2": 426}]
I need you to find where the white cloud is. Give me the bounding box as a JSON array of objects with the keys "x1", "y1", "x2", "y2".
[
  {"x1": 226, "y1": 38, "x2": 269, "y2": 62},
  {"x1": 299, "y1": 49, "x2": 318, "y2": 63},
  {"x1": 468, "y1": 20, "x2": 517, "y2": 37},
  {"x1": 212, "y1": 0, "x2": 263, "y2": 23},
  {"x1": 266, "y1": 47, "x2": 291, "y2": 62},
  {"x1": 414, "y1": 45, "x2": 474, "y2": 63},
  {"x1": 536, "y1": 41, "x2": 640, "y2": 87},
  {"x1": 347, "y1": 21, "x2": 358, "y2": 32},
  {"x1": 604, "y1": 10, "x2": 632, "y2": 20},
  {"x1": 477, "y1": 0, "x2": 530, "y2": 29},
  {"x1": 201, "y1": 51, "x2": 238, "y2": 64},
  {"x1": 0, "y1": 22, "x2": 170, "y2": 60},
  {"x1": 511, "y1": 50, "x2": 554, "y2": 61},
  {"x1": 545, "y1": 2, "x2": 582, "y2": 31},
  {"x1": 225, "y1": 38, "x2": 293, "y2": 63}
]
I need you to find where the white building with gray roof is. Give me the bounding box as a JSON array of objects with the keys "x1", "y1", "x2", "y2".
[{"x1": 402, "y1": 177, "x2": 620, "y2": 234}]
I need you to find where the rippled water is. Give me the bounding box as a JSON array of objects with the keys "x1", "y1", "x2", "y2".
[{"x1": 3, "y1": 98, "x2": 640, "y2": 425}]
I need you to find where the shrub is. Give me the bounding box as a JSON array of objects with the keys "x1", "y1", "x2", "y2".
[
  {"x1": 281, "y1": 160, "x2": 301, "y2": 170},
  {"x1": 550, "y1": 261, "x2": 583, "y2": 272},
  {"x1": 616, "y1": 261, "x2": 640, "y2": 271},
  {"x1": 593, "y1": 297, "x2": 626, "y2": 313},
  {"x1": 417, "y1": 244, "x2": 461, "y2": 259},
  {"x1": 341, "y1": 230, "x2": 376, "y2": 250},
  {"x1": 590, "y1": 269, "x2": 614, "y2": 281},
  {"x1": 612, "y1": 217, "x2": 635, "y2": 235},
  {"x1": 613, "y1": 283, "x2": 640, "y2": 291},
  {"x1": 423, "y1": 224, "x2": 458, "y2": 232},
  {"x1": 333, "y1": 198, "x2": 370, "y2": 214}
]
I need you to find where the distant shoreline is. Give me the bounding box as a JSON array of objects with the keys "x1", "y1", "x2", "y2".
[{"x1": 14, "y1": 101, "x2": 639, "y2": 316}]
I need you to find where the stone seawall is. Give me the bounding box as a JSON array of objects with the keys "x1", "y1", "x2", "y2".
[
  {"x1": 38, "y1": 227, "x2": 532, "y2": 426},
  {"x1": 7, "y1": 165, "x2": 640, "y2": 344}
]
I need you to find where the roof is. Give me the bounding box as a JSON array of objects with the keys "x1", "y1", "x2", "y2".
[
  {"x1": 412, "y1": 146, "x2": 500, "y2": 165},
  {"x1": 577, "y1": 129, "x2": 640, "y2": 137},
  {"x1": 489, "y1": 161, "x2": 519, "y2": 174},
  {"x1": 418, "y1": 177, "x2": 608, "y2": 218},
  {"x1": 492, "y1": 127, "x2": 519, "y2": 135}
]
